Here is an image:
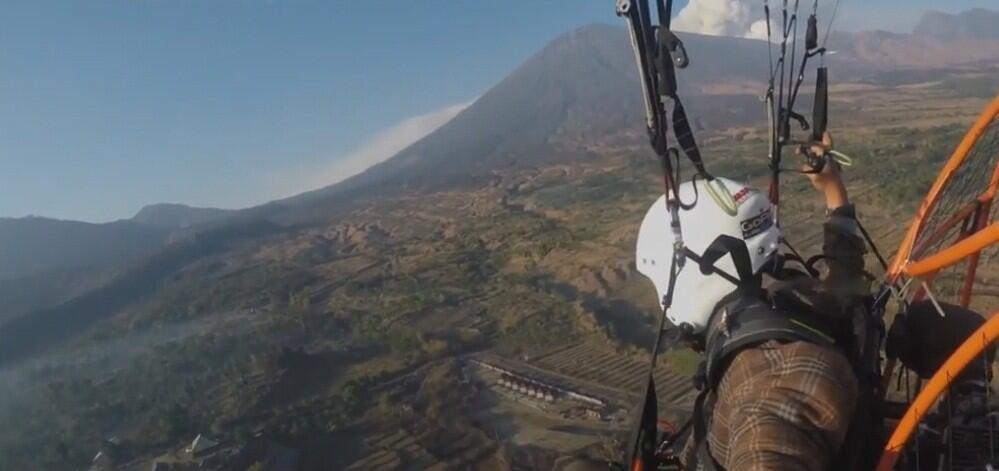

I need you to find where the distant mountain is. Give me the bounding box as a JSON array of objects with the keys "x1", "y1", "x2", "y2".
[
  {"x1": 0, "y1": 217, "x2": 173, "y2": 323},
  {"x1": 0, "y1": 266, "x2": 111, "y2": 325},
  {"x1": 829, "y1": 8, "x2": 999, "y2": 68},
  {"x1": 273, "y1": 22, "x2": 952, "y2": 222},
  {"x1": 131, "y1": 203, "x2": 233, "y2": 229},
  {"x1": 254, "y1": 16, "x2": 998, "y2": 224},
  {"x1": 0, "y1": 204, "x2": 232, "y2": 307},
  {"x1": 0, "y1": 220, "x2": 283, "y2": 366},
  {"x1": 7, "y1": 13, "x2": 997, "y2": 266},
  {"x1": 0, "y1": 216, "x2": 169, "y2": 283},
  {"x1": 915, "y1": 8, "x2": 999, "y2": 41},
  {"x1": 5, "y1": 11, "x2": 999, "y2": 365},
  {"x1": 830, "y1": 29, "x2": 999, "y2": 68},
  {"x1": 267, "y1": 24, "x2": 792, "y2": 222}
]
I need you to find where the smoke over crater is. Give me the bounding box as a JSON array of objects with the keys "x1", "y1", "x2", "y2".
[{"x1": 673, "y1": 0, "x2": 775, "y2": 40}]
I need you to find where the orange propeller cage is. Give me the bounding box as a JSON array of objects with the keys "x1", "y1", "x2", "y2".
[
  {"x1": 876, "y1": 308, "x2": 999, "y2": 471},
  {"x1": 878, "y1": 91, "x2": 999, "y2": 469},
  {"x1": 889, "y1": 92, "x2": 999, "y2": 282}
]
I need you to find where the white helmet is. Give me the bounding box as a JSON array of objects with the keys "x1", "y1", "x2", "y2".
[{"x1": 635, "y1": 177, "x2": 780, "y2": 333}]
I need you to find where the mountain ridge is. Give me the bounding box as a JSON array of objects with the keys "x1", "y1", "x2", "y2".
[
  {"x1": 262, "y1": 15, "x2": 999, "y2": 220},
  {"x1": 5, "y1": 9, "x2": 999, "y2": 336},
  {"x1": 14, "y1": 10, "x2": 999, "y2": 228},
  {"x1": 914, "y1": 8, "x2": 999, "y2": 41},
  {"x1": 0, "y1": 216, "x2": 169, "y2": 283},
  {"x1": 131, "y1": 203, "x2": 234, "y2": 229}
]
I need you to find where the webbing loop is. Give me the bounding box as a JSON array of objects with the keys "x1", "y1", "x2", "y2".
[{"x1": 704, "y1": 177, "x2": 738, "y2": 216}]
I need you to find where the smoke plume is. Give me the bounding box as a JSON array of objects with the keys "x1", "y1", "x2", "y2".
[{"x1": 673, "y1": 0, "x2": 772, "y2": 40}]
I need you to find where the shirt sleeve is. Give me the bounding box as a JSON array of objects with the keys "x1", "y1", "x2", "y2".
[
  {"x1": 815, "y1": 204, "x2": 871, "y2": 318},
  {"x1": 823, "y1": 204, "x2": 866, "y2": 283}
]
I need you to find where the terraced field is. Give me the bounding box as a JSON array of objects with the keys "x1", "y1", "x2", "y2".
[
  {"x1": 344, "y1": 428, "x2": 499, "y2": 471},
  {"x1": 345, "y1": 430, "x2": 434, "y2": 470},
  {"x1": 528, "y1": 343, "x2": 697, "y2": 413}
]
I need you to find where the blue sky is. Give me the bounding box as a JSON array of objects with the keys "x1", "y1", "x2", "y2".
[{"x1": 0, "y1": 0, "x2": 992, "y2": 222}]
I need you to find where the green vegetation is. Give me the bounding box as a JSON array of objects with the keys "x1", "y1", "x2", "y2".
[
  {"x1": 837, "y1": 124, "x2": 964, "y2": 205},
  {"x1": 2, "y1": 82, "x2": 987, "y2": 470},
  {"x1": 936, "y1": 73, "x2": 999, "y2": 98}
]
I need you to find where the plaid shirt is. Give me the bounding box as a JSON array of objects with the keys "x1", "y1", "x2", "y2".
[
  {"x1": 701, "y1": 340, "x2": 858, "y2": 470},
  {"x1": 683, "y1": 205, "x2": 869, "y2": 470}
]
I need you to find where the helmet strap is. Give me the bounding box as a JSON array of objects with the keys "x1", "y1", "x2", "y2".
[{"x1": 697, "y1": 234, "x2": 761, "y2": 293}]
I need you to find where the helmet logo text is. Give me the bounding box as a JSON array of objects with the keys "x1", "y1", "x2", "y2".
[{"x1": 741, "y1": 208, "x2": 773, "y2": 239}]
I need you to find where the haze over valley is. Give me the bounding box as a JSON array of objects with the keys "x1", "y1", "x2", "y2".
[{"x1": 3, "y1": 5, "x2": 999, "y2": 470}]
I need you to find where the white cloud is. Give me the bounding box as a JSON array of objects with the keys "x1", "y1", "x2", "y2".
[
  {"x1": 673, "y1": 0, "x2": 769, "y2": 39},
  {"x1": 671, "y1": 0, "x2": 842, "y2": 41},
  {"x1": 267, "y1": 99, "x2": 473, "y2": 199}
]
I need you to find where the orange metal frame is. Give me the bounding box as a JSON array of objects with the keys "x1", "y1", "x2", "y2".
[
  {"x1": 889, "y1": 92, "x2": 999, "y2": 280},
  {"x1": 876, "y1": 308, "x2": 999, "y2": 471},
  {"x1": 906, "y1": 198, "x2": 981, "y2": 262},
  {"x1": 878, "y1": 93, "x2": 999, "y2": 469},
  {"x1": 905, "y1": 222, "x2": 999, "y2": 277},
  {"x1": 960, "y1": 199, "x2": 992, "y2": 307}
]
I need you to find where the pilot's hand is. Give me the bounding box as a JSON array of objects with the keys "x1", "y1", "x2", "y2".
[{"x1": 798, "y1": 131, "x2": 849, "y2": 210}]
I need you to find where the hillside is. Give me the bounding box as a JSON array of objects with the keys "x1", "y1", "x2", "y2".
[
  {"x1": 915, "y1": 8, "x2": 999, "y2": 41},
  {"x1": 3, "y1": 79, "x2": 991, "y2": 469},
  {"x1": 276, "y1": 24, "x2": 765, "y2": 218},
  {"x1": 829, "y1": 9, "x2": 999, "y2": 68},
  {"x1": 0, "y1": 216, "x2": 169, "y2": 282},
  {"x1": 0, "y1": 220, "x2": 285, "y2": 366},
  {"x1": 0, "y1": 267, "x2": 113, "y2": 325},
  {"x1": 6, "y1": 14, "x2": 999, "y2": 277},
  {"x1": 267, "y1": 20, "x2": 999, "y2": 223},
  {"x1": 0, "y1": 204, "x2": 234, "y2": 321},
  {"x1": 131, "y1": 203, "x2": 234, "y2": 229},
  {"x1": 4, "y1": 11, "x2": 999, "y2": 469},
  {"x1": 6, "y1": 13, "x2": 999, "y2": 364}
]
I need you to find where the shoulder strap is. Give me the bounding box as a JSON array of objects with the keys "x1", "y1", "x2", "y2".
[
  {"x1": 686, "y1": 296, "x2": 841, "y2": 471},
  {"x1": 687, "y1": 389, "x2": 721, "y2": 471},
  {"x1": 703, "y1": 297, "x2": 838, "y2": 390}
]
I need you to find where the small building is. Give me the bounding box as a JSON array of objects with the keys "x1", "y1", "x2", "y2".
[
  {"x1": 90, "y1": 451, "x2": 114, "y2": 471},
  {"x1": 90, "y1": 436, "x2": 121, "y2": 471},
  {"x1": 186, "y1": 434, "x2": 221, "y2": 458},
  {"x1": 562, "y1": 405, "x2": 606, "y2": 421}
]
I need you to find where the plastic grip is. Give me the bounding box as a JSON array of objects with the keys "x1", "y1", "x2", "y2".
[
  {"x1": 812, "y1": 67, "x2": 828, "y2": 142},
  {"x1": 828, "y1": 149, "x2": 853, "y2": 167},
  {"x1": 805, "y1": 14, "x2": 818, "y2": 50}
]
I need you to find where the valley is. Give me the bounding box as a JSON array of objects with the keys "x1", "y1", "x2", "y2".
[
  {"x1": 2, "y1": 6, "x2": 999, "y2": 469},
  {"x1": 2, "y1": 72, "x2": 997, "y2": 470}
]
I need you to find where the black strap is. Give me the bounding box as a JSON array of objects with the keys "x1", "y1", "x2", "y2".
[
  {"x1": 688, "y1": 389, "x2": 720, "y2": 471},
  {"x1": 627, "y1": 248, "x2": 682, "y2": 469},
  {"x1": 856, "y1": 219, "x2": 888, "y2": 272},
  {"x1": 628, "y1": 374, "x2": 660, "y2": 470},
  {"x1": 684, "y1": 247, "x2": 740, "y2": 286},
  {"x1": 703, "y1": 297, "x2": 840, "y2": 391},
  {"x1": 698, "y1": 234, "x2": 757, "y2": 290},
  {"x1": 688, "y1": 298, "x2": 844, "y2": 471},
  {"x1": 671, "y1": 97, "x2": 713, "y2": 180}
]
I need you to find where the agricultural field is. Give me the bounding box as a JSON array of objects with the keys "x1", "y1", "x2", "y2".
[{"x1": 2, "y1": 72, "x2": 996, "y2": 470}]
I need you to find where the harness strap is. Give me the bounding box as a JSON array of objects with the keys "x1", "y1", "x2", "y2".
[
  {"x1": 683, "y1": 295, "x2": 844, "y2": 470},
  {"x1": 688, "y1": 389, "x2": 720, "y2": 471},
  {"x1": 704, "y1": 298, "x2": 838, "y2": 389}
]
